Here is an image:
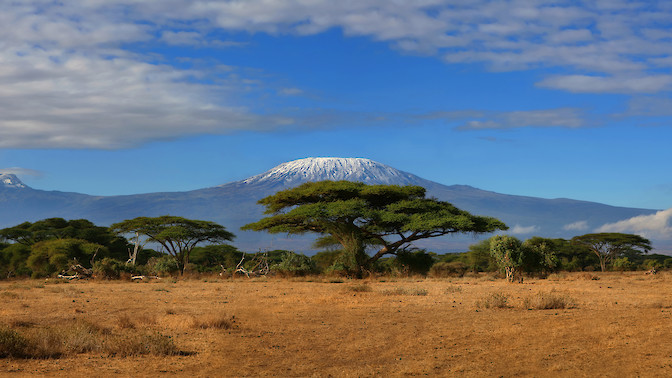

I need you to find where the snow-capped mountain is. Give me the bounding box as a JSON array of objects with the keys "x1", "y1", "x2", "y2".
[
  {"x1": 240, "y1": 157, "x2": 422, "y2": 186},
  {"x1": 0, "y1": 157, "x2": 664, "y2": 253},
  {"x1": 0, "y1": 173, "x2": 27, "y2": 189}
]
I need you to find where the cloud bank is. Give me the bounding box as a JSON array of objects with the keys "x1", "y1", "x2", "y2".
[
  {"x1": 0, "y1": 167, "x2": 43, "y2": 178},
  {"x1": 2, "y1": 1, "x2": 672, "y2": 148},
  {"x1": 596, "y1": 209, "x2": 672, "y2": 240},
  {"x1": 511, "y1": 224, "x2": 539, "y2": 235},
  {"x1": 563, "y1": 220, "x2": 589, "y2": 231}
]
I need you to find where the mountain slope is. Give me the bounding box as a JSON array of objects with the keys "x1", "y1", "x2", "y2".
[{"x1": 0, "y1": 158, "x2": 661, "y2": 252}]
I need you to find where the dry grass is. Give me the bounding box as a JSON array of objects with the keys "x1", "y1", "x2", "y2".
[
  {"x1": 477, "y1": 291, "x2": 510, "y2": 309},
  {"x1": 1, "y1": 272, "x2": 672, "y2": 376},
  {"x1": 191, "y1": 314, "x2": 236, "y2": 330},
  {"x1": 381, "y1": 286, "x2": 428, "y2": 296},
  {"x1": 523, "y1": 290, "x2": 576, "y2": 310}
]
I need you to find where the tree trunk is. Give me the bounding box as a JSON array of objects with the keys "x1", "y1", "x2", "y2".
[
  {"x1": 505, "y1": 266, "x2": 516, "y2": 283},
  {"x1": 129, "y1": 232, "x2": 140, "y2": 265},
  {"x1": 599, "y1": 257, "x2": 606, "y2": 272}
]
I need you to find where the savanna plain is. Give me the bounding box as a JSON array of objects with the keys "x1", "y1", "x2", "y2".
[{"x1": 1, "y1": 272, "x2": 671, "y2": 377}]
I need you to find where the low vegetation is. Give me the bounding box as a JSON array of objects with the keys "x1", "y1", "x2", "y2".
[
  {"x1": 0, "y1": 319, "x2": 181, "y2": 359},
  {"x1": 1, "y1": 272, "x2": 669, "y2": 376}
]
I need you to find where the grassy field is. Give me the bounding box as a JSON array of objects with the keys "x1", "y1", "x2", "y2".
[{"x1": 1, "y1": 272, "x2": 672, "y2": 377}]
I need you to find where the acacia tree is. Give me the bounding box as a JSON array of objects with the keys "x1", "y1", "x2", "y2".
[
  {"x1": 571, "y1": 233, "x2": 651, "y2": 272},
  {"x1": 111, "y1": 216, "x2": 235, "y2": 274},
  {"x1": 489, "y1": 235, "x2": 525, "y2": 282},
  {"x1": 242, "y1": 181, "x2": 507, "y2": 275},
  {"x1": 0, "y1": 218, "x2": 127, "y2": 255},
  {"x1": 489, "y1": 236, "x2": 558, "y2": 282}
]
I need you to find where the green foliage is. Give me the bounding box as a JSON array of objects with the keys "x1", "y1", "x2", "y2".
[
  {"x1": 465, "y1": 238, "x2": 497, "y2": 272},
  {"x1": 521, "y1": 237, "x2": 558, "y2": 275},
  {"x1": 571, "y1": 233, "x2": 651, "y2": 272},
  {"x1": 27, "y1": 238, "x2": 106, "y2": 278},
  {"x1": 190, "y1": 244, "x2": 242, "y2": 272},
  {"x1": 394, "y1": 249, "x2": 436, "y2": 276},
  {"x1": 272, "y1": 252, "x2": 316, "y2": 277},
  {"x1": 146, "y1": 255, "x2": 180, "y2": 276},
  {"x1": 612, "y1": 257, "x2": 636, "y2": 271},
  {"x1": 135, "y1": 248, "x2": 164, "y2": 266},
  {"x1": 489, "y1": 235, "x2": 525, "y2": 283},
  {"x1": 311, "y1": 250, "x2": 342, "y2": 273},
  {"x1": 0, "y1": 218, "x2": 128, "y2": 260},
  {"x1": 93, "y1": 258, "x2": 136, "y2": 279},
  {"x1": 0, "y1": 243, "x2": 32, "y2": 278},
  {"x1": 664, "y1": 258, "x2": 672, "y2": 269},
  {"x1": 243, "y1": 181, "x2": 507, "y2": 275},
  {"x1": 111, "y1": 216, "x2": 234, "y2": 274},
  {"x1": 429, "y1": 261, "x2": 468, "y2": 278}
]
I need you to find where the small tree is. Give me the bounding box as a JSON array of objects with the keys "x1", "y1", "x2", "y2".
[
  {"x1": 571, "y1": 233, "x2": 651, "y2": 272},
  {"x1": 521, "y1": 237, "x2": 558, "y2": 275},
  {"x1": 489, "y1": 235, "x2": 524, "y2": 283},
  {"x1": 111, "y1": 216, "x2": 235, "y2": 275}
]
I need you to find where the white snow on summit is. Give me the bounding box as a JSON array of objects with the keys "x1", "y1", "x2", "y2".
[
  {"x1": 0, "y1": 173, "x2": 27, "y2": 188},
  {"x1": 241, "y1": 157, "x2": 424, "y2": 186}
]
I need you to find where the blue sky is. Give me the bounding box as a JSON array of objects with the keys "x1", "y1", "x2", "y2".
[{"x1": 1, "y1": 1, "x2": 672, "y2": 238}]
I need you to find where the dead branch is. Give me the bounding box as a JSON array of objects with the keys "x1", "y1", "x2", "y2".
[
  {"x1": 234, "y1": 251, "x2": 270, "y2": 278},
  {"x1": 57, "y1": 274, "x2": 79, "y2": 280},
  {"x1": 131, "y1": 275, "x2": 160, "y2": 281}
]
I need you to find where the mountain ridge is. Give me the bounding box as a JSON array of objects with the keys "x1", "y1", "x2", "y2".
[{"x1": 0, "y1": 157, "x2": 663, "y2": 253}]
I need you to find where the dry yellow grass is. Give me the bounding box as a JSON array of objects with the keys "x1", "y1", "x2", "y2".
[{"x1": 1, "y1": 272, "x2": 672, "y2": 376}]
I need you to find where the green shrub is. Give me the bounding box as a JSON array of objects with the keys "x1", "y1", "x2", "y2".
[
  {"x1": 0, "y1": 326, "x2": 28, "y2": 358},
  {"x1": 93, "y1": 258, "x2": 136, "y2": 279},
  {"x1": 325, "y1": 261, "x2": 351, "y2": 277},
  {"x1": 311, "y1": 250, "x2": 342, "y2": 273},
  {"x1": 612, "y1": 257, "x2": 636, "y2": 271},
  {"x1": 394, "y1": 249, "x2": 436, "y2": 276},
  {"x1": 272, "y1": 252, "x2": 316, "y2": 277},
  {"x1": 146, "y1": 255, "x2": 180, "y2": 276},
  {"x1": 429, "y1": 261, "x2": 468, "y2": 278}
]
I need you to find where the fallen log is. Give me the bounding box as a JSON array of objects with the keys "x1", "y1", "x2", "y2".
[{"x1": 131, "y1": 275, "x2": 160, "y2": 281}]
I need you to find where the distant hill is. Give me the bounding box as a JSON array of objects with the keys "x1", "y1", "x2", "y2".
[{"x1": 0, "y1": 158, "x2": 661, "y2": 253}]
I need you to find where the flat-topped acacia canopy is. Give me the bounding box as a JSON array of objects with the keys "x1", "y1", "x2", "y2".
[{"x1": 242, "y1": 181, "x2": 508, "y2": 272}]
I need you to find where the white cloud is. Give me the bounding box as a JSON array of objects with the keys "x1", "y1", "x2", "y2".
[
  {"x1": 511, "y1": 224, "x2": 539, "y2": 234},
  {"x1": 624, "y1": 97, "x2": 672, "y2": 117},
  {"x1": 456, "y1": 108, "x2": 588, "y2": 130},
  {"x1": 596, "y1": 209, "x2": 672, "y2": 240},
  {"x1": 537, "y1": 75, "x2": 672, "y2": 94},
  {"x1": 0, "y1": 167, "x2": 43, "y2": 177},
  {"x1": 2, "y1": 1, "x2": 672, "y2": 148},
  {"x1": 563, "y1": 220, "x2": 589, "y2": 231},
  {"x1": 161, "y1": 31, "x2": 203, "y2": 46},
  {"x1": 279, "y1": 88, "x2": 304, "y2": 96}
]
